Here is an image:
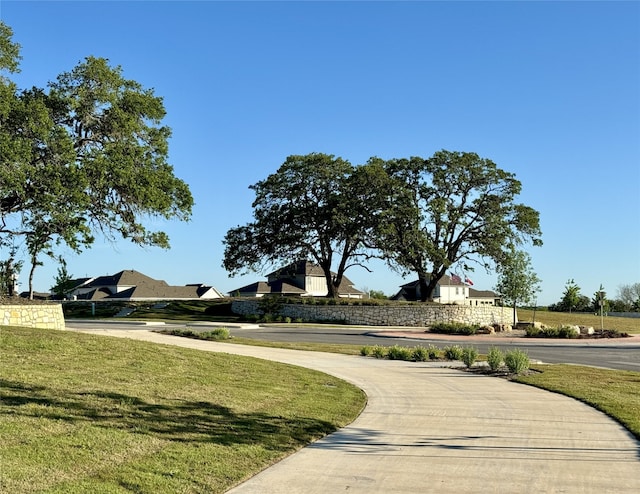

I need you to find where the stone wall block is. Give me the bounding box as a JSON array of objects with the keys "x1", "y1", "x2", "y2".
[
  {"x1": 231, "y1": 300, "x2": 514, "y2": 327},
  {"x1": 0, "y1": 304, "x2": 65, "y2": 331}
]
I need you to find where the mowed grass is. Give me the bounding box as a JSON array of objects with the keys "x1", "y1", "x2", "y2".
[
  {"x1": 518, "y1": 309, "x2": 640, "y2": 334},
  {"x1": 0, "y1": 326, "x2": 366, "y2": 494},
  {"x1": 515, "y1": 364, "x2": 640, "y2": 440}
]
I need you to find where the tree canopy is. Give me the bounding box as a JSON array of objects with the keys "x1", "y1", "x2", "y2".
[
  {"x1": 222, "y1": 153, "x2": 387, "y2": 298},
  {"x1": 0, "y1": 22, "x2": 193, "y2": 296},
  {"x1": 375, "y1": 150, "x2": 542, "y2": 301}
]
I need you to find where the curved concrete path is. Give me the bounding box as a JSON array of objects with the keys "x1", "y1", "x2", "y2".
[{"x1": 76, "y1": 329, "x2": 640, "y2": 493}]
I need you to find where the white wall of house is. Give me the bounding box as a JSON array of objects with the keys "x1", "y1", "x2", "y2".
[
  {"x1": 198, "y1": 287, "x2": 224, "y2": 299},
  {"x1": 434, "y1": 285, "x2": 468, "y2": 304},
  {"x1": 305, "y1": 275, "x2": 329, "y2": 296}
]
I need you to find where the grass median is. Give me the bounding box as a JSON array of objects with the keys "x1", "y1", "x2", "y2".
[{"x1": 0, "y1": 326, "x2": 366, "y2": 493}]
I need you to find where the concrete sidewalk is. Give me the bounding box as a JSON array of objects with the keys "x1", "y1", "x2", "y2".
[{"x1": 77, "y1": 328, "x2": 640, "y2": 493}]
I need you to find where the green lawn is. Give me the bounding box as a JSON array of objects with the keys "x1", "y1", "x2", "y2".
[
  {"x1": 515, "y1": 364, "x2": 640, "y2": 440},
  {"x1": 2, "y1": 324, "x2": 638, "y2": 493},
  {"x1": 0, "y1": 326, "x2": 366, "y2": 493},
  {"x1": 518, "y1": 309, "x2": 640, "y2": 334}
]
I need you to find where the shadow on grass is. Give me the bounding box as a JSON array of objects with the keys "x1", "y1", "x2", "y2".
[{"x1": 0, "y1": 378, "x2": 336, "y2": 452}]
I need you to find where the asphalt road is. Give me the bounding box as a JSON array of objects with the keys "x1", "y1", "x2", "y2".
[{"x1": 65, "y1": 321, "x2": 640, "y2": 372}]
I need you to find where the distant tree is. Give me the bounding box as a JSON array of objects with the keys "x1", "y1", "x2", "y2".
[
  {"x1": 374, "y1": 151, "x2": 542, "y2": 301},
  {"x1": 50, "y1": 260, "x2": 75, "y2": 300},
  {"x1": 494, "y1": 248, "x2": 541, "y2": 325},
  {"x1": 591, "y1": 285, "x2": 610, "y2": 314},
  {"x1": 0, "y1": 22, "x2": 193, "y2": 291},
  {"x1": 0, "y1": 247, "x2": 22, "y2": 297},
  {"x1": 368, "y1": 289, "x2": 388, "y2": 300},
  {"x1": 223, "y1": 153, "x2": 389, "y2": 298},
  {"x1": 560, "y1": 279, "x2": 581, "y2": 313},
  {"x1": 617, "y1": 283, "x2": 640, "y2": 311}
]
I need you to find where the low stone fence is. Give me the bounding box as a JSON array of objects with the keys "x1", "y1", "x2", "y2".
[
  {"x1": 231, "y1": 300, "x2": 514, "y2": 327},
  {"x1": 1, "y1": 304, "x2": 66, "y2": 330}
]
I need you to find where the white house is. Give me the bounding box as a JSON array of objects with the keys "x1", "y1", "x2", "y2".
[
  {"x1": 230, "y1": 260, "x2": 365, "y2": 299},
  {"x1": 392, "y1": 275, "x2": 499, "y2": 306}
]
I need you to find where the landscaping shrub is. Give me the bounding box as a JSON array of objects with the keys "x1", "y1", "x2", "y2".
[
  {"x1": 461, "y1": 347, "x2": 478, "y2": 368},
  {"x1": 487, "y1": 347, "x2": 504, "y2": 371},
  {"x1": 360, "y1": 346, "x2": 373, "y2": 357},
  {"x1": 371, "y1": 345, "x2": 387, "y2": 359},
  {"x1": 412, "y1": 346, "x2": 429, "y2": 362},
  {"x1": 505, "y1": 349, "x2": 530, "y2": 374},
  {"x1": 443, "y1": 345, "x2": 464, "y2": 361},
  {"x1": 387, "y1": 345, "x2": 413, "y2": 361},
  {"x1": 429, "y1": 322, "x2": 479, "y2": 335},
  {"x1": 427, "y1": 344, "x2": 441, "y2": 360},
  {"x1": 162, "y1": 328, "x2": 231, "y2": 341},
  {"x1": 526, "y1": 325, "x2": 578, "y2": 339},
  {"x1": 199, "y1": 328, "x2": 231, "y2": 340},
  {"x1": 558, "y1": 326, "x2": 579, "y2": 339}
]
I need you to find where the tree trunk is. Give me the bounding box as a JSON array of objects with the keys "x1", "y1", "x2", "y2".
[
  {"x1": 512, "y1": 301, "x2": 517, "y2": 326},
  {"x1": 321, "y1": 262, "x2": 338, "y2": 298},
  {"x1": 28, "y1": 262, "x2": 36, "y2": 300}
]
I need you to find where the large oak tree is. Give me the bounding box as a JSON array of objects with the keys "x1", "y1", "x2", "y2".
[
  {"x1": 376, "y1": 150, "x2": 542, "y2": 301},
  {"x1": 0, "y1": 22, "x2": 193, "y2": 297},
  {"x1": 223, "y1": 153, "x2": 387, "y2": 298}
]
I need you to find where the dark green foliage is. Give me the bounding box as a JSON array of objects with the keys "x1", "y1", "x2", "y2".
[
  {"x1": 461, "y1": 347, "x2": 478, "y2": 368},
  {"x1": 0, "y1": 23, "x2": 193, "y2": 294},
  {"x1": 161, "y1": 328, "x2": 231, "y2": 341},
  {"x1": 203, "y1": 303, "x2": 235, "y2": 316},
  {"x1": 429, "y1": 322, "x2": 479, "y2": 335},
  {"x1": 387, "y1": 345, "x2": 413, "y2": 361},
  {"x1": 525, "y1": 326, "x2": 578, "y2": 339},
  {"x1": 371, "y1": 345, "x2": 387, "y2": 358},
  {"x1": 504, "y1": 349, "x2": 530, "y2": 374},
  {"x1": 374, "y1": 151, "x2": 542, "y2": 301},
  {"x1": 411, "y1": 346, "x2": 430, "y2": 362},
  {"x1": 223, "y1": 154, "x2": 388, "y2": 298},
  {"x1": 487, "y1": 347, "x2": 504, "y2": 371},
  {"x1": 427, "y1": 344, "x2": 441, "y2": 360},
  {"x1": 443, "y1": 345, "x2": 464, "y2": 361}
]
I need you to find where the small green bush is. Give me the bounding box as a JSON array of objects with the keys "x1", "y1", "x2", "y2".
[
  {"x1": 525, "y1": 326, "x2": 540, "y2": 337},
  {"x1": 486, "y1": 347, "x2": 504, "y2": 371},
  {"x1": 412, "y1": 346, "x2": 429, "y2": 362},
  {"x1": 284, "y1": 316, "x2": 292, "y2": 324},
  {"x1": 360, "y1": 346, "x2": 373, "y2": 357},
  {"x1": 429, "y1": 322, "x2": 479, "y2": 335},
  {"x1": 505, "y1": 349, "x2": 530, "y2": 374},
  {"x1": 427, "y1": 344, "x2": 441, "y2": 360},
  {"x1": 461, "y1": 347, "x2": 478, "y2": 368},
  {"x1": 557, "y1": 326, "x2": 579, "y2": 339},
  {"x1": 200, "y1": 327, "x2": 231, "y2": 340},
  {"x1": 371, "y1": 345, "x2": 387, "y2": 359},
  {"x1": 387, "y1": 345, "x2": 413, "y2": 361},
  {"x1": 443, "y1": 345, "x2": 464, "y2": 361},
  {"x1": 527, "y1": 325, "x2": 581, "y2": 339}
]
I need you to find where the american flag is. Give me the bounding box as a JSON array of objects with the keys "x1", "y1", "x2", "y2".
[
  {"x1": 465, "y1": 277, "x2": 474, "y2": 286},
  {"x1": 450, "y1": 273, "x2": 462, "y2": 283}
]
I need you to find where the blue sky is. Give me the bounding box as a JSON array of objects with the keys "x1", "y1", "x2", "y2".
[{"x1": 1, "y1": 1, "x2": 639, "y2": 306}]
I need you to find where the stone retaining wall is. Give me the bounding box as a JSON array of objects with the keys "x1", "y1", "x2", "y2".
[
  {"x1": 1, "y1": 304, "x2": 66, "y2": 330},
  {"x1": 231, "y1": 300, "x2": 514, "y2": 327}
]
